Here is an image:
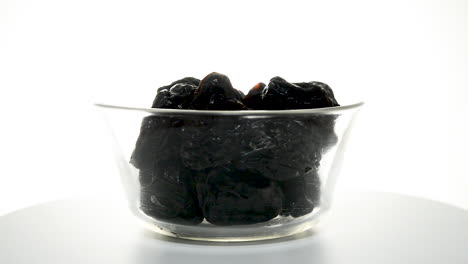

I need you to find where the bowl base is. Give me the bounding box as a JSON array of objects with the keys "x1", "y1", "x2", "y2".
[{"x1": 132, "y1": 207, "x2": 324, "y2": 242}]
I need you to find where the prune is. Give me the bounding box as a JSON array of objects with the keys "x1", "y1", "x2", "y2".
[
  {"x1": 179, "y1": 116, "x2": 331, "y2": 182},
  {"x1": 246, "y1": 77, "x2": 339, "y2": 110},
  {"x1": 242, "y1": 82, "x2": 266, "y2": 109},
  {"x1": 236, "y1": 118, "x2": 323, "y2": 181},
  {"x1": 129, "y1": 116, "x2": 183, "y2": 170},
  {"x1": 196, "y1": 167, "x2": 283, "y2": 226},
  {"x1": 189, "y1": 72, "x2": 247, "y2": 110},
  {"x1": 152, "y1": 77, "x2": 200, "y2": 109},
  {"x1": 294, "y1": 81, "x2": 339, "y2": 107},
  {"x1": 131, "y1": 115, "x2": 203, "y2": 224},
  {"x1": 279, "y1": 170, "x2": 321, "y2": 217},
  {"x1": 139, "y1": 165, "x2": 203, "y2": 225},
  {"x1": 130, "y1": 73, "x2": 342, "y2": 226},
  {"x1": 156, "y1": 77, "x2": 200, "y2": 93}
]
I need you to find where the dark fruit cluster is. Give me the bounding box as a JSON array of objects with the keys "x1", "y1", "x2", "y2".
[{"x1": 130, "y1": 72, "x2": 339, "y2": 226}]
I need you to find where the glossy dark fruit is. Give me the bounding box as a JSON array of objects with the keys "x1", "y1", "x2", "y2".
[
  {"x1": 196, "y1": 167, "x2": 283, "y2": 226},
  {"x1": 189, "y1": 72, "x2": 247, "y2": 110},
  {"x1": 130, "y1": 73, "x2": 341, "y2": 225},
  {"x1": 242, "y1": 82, "x2": 266, "y2": 109},
  {"x1": 152, "y1": 77, "x2": 200, "y2": 109},
  {"x1": 294, "y1": 81, "x2": 339, "y2": 107},
  {"x1": 139, "y1": 166, "x2": 203, "y2": 225},
  {"x1": 279, "y1": 170, "x2": 321, "y2": 217},
  {"x1": 156, "y1": 77, "x2": 200, "y2": 93},
  {"x1": 131, "y1": 115, "x2": 337, "y2": 225},
  {"x1": 248, "y1": 77, "x2": 340, "y2": 110},
  {"x1": 129, "y1": 116, "x2": 183, "y2": 170}
]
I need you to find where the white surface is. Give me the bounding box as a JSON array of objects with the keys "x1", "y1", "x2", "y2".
[
  {"x1": 1, "y1": 0, "x2": 468, "y2": 215},
  {"x1": 1, "y1": 192, "x2": 467, "y2": 264}
]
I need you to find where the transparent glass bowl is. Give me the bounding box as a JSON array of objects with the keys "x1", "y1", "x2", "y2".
[{"x1": 96, "y1": 102, "x2": 363, "y2": 242}]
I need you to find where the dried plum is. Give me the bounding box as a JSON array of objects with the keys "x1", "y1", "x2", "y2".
[
  {"x1": 294, "y1": 81, "x2": 339, "y2": 107},
  {"x1": 129, "y1": 116, "x2": 183, "y2": 170},
  {"x1": 246, "y1": 77, "x2": 339, "y2": 110},
  {"x1": 196, "y1": 167, "x2": 283, "y2": 226},
  {"x1": 139, "y1": 165, "x2": 203, "y2": 225},
  {"x1": 279, "y1": 170, "x2": 321, "y2": 217},
  {"x1": 189, "y1": 72, "x2": 247, "y2": 110},
  {"x1": 130, "y1": 73, "x2": 342, "y2": 226},
  {"x1": 152, "y1": 77, "x2": 199, "y2": 109},
  {"x1": 242, "y1": 82, "x2": 266, "y2": 109},
  {"x1": 302, "y1": 114, "x2": 339, "y2": 150},
  {"x1": 179, "y1": 116, "x2": 333, "y2": 181},
  {"x1": 235, "y1": 118, "x2": 323, "y2": 181},
  {"x1": 132, "y1": 115, "x2": 203, "y2": 225}
]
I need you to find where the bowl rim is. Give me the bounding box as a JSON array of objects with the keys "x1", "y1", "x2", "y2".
[{"x1": 94, "y1": 101, "x2": 364, "y2": 116}]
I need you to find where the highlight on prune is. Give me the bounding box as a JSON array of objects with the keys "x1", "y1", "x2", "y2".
[
  {"x1": 242, "y1": 82, "x2": 266, "y2": 109},
  {"x1": 152, "y1": 77, "x2": 200, "y2": 109}
]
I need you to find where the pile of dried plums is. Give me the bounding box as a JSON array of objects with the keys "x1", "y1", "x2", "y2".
[{"x1": 130, "y1": 72, "x2": 340, "y2": 226}]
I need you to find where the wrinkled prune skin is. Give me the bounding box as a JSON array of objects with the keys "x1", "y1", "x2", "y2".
[
  {"x1": 130, "y1": 115, "x2": 204, "y2": 225},
  {"x1": 152, "y1": 77, "x2": 200, "y2": 109},
  {"x1": 130, "y1": 116, "x2": 183, "y2": 170},
  {"x1": 279, "y1": 170, "x2": 321, "y2": 217},
  {"x1": 235, "y1": 118, "x2": 323, "y2": 181},
  {"x1": 246, "y1": 77, "x2": 339, "y2": 110},
  {"x1": 139, "y1": 165, "x2": 203, "y2": 225},
  {"x1": 179, "y1": 116, "x2": 337, "y2": 181},
  {"x1": 195, "y1": 167, "x2": 283, "y2": 226},
  {"x1": 189, "y1": 72, "x2": 247, "y2": 110},
  {"x1": 294, "y1": 81, "x2": 339, "y2": 107}
]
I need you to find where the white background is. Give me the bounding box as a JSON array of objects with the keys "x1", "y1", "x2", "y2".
[{"x1": 0, "y1": 0, "x2": 467, "y2": 215}]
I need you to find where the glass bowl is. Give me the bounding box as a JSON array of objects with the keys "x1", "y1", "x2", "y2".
[{"x1": 96, "y1": 102, "x2": 363, "y2": 242}]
